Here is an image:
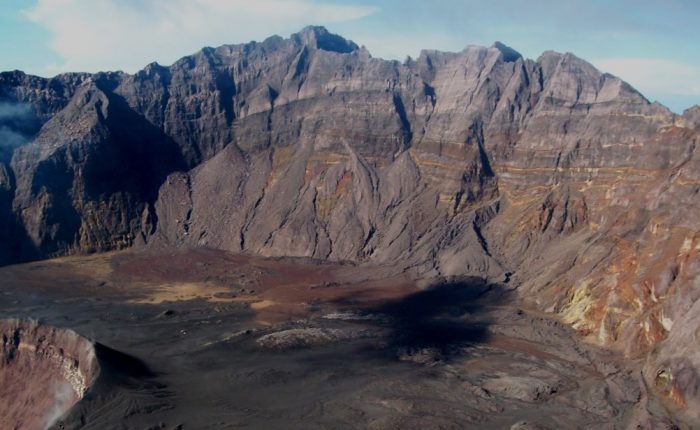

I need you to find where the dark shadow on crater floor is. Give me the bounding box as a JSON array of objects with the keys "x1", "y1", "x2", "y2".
[
  {"x1": 366, "y1": 277, "x2": 510, "y2": 359},
  {"x1": 94, "y1": 342, "x2": 156, "y2": 381}
]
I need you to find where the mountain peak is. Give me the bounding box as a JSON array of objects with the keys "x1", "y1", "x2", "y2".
[
  {"x1": 684, "y1": 104, "x2": 700, "y2": 115},
  {"x1": 682, "y1": 104, "x2": 700, "y2": 128},
  {"x1": 292, "y1": 26, "x2": 359, "y2": 54},
  {"x1": 492, "y1": 41, "x2": 522, "y2": 62}
]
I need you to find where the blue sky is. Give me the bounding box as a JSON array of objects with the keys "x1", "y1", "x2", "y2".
[{"x1": 1, "y1": 0, "x2": 698, "y2": 113}]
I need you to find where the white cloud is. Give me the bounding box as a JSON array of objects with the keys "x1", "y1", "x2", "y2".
[
  {"x1": 591, "y1": 58, "x2": 700, "y2": 97},
  {"x1": 352, "y1": 32, "x2": 471, "y2": 61},
  {"x1": 24, "y1": 0, "x2": 378, "y2": 75}
]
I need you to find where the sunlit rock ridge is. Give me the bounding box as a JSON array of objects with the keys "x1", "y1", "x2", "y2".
[{"x1": 1, "y1": 26, "x2": 699, "y2": 419}]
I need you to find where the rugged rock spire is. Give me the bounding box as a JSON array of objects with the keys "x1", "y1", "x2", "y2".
[{"x1": 293, "y1": 26, "x2": 360, "y2": 53}]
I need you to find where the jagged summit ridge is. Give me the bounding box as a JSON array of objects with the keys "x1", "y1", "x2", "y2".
[
  {"x1": 0, "y1": 26, "x2": 679, "y2": 270},
  {"x1": 292, "y1": 25, "x2": 360, "y2": 53},
  {"x1": 0, "y1": 31, "x2": 699, "y2": 419},
  {"x1": 492, "y1": 41, "x2": 522, "y2": 62}
]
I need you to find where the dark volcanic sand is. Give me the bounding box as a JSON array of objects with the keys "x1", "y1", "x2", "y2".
[{"x1": 0, "y1": 249, "x2": 672, "y2": 429}]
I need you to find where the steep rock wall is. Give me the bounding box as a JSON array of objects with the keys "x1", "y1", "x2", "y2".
[{"x1": 1, "y1": 27, "x2": 699, "y2": 416}]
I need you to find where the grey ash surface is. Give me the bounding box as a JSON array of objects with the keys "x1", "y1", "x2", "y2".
[{"x1": 0, "y1": 251, "x2": 673, "y2": 429}]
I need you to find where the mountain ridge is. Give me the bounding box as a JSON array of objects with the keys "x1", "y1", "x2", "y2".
[
  {"x1": 1, "y1": 26, "x2": 699, "y2": 422},
  {"x1": 0, "y1": 25, "x2": 668, "y2": 111}
]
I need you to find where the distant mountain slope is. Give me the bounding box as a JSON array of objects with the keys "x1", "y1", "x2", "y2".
[{"x1": 1, "y1": 26, "x2": 699, "y2": 421}]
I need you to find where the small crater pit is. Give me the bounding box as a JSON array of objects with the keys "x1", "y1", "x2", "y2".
[{"x1": 0, "y1": 319, "x2": 99, "y2": 430}]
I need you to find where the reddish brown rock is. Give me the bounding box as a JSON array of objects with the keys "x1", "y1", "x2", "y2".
[{"x1": 0, "y1": 319, "x2": 98, "y2": 429}]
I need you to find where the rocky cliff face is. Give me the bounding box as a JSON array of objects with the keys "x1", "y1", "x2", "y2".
[{"x1": 1, "y1": 26, "x2": 699, "y2": 420}]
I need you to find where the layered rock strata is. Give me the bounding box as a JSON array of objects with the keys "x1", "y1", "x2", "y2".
[{"x1": 1, "y1": 26, "x2": 698, "y2": 421}]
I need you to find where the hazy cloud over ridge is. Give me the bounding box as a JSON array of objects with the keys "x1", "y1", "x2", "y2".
[
  {"x1": 0, "y1": 102, "x2": 39, "y2": 156},
  {"x1": 592, "y1": 58, "x2": 700, "y2": 97},
  {"x1": 25, "y1": 0, "x2": 378, "y2": 74}
]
